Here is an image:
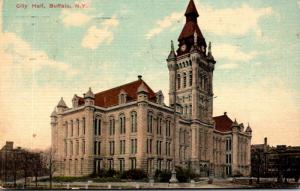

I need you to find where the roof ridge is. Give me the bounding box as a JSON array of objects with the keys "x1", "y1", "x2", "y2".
[{"x1": 95, "y1": 79, "x2": 141, "y2": 95}]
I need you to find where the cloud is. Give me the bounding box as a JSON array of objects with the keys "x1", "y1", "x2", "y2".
[
  {"x1": 218, "y1": 63, "x2": 239, "y2": 70},
  {"x1": 146, "y1": 2, "x2": 273, "y2": 38},
  {"x1": 214, "y1": 77, "x2": 300, "y2": 146},
  {"x1": 213, "y1": 43, "x2": 258, "y2": 62},
  {"x1": 60, "y1": 9, "x2": 92, "y2": 27},
  {"x1": 197, "y1": 3, "x2": 273, "y2": 36},
  {"x1": 146, "y1": 12, "x2": 183, "y2": 39},
  {"x1": 0, "y1": 33, "x2": 78, "y2": 77},
  {"x1": 81, "y1": 16, "x2": 119, "y2": 49},
  {"x1": 0, "y1": 33, "x2": 80, "y2": 149}
]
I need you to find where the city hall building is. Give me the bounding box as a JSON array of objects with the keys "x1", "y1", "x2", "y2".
[{"x1": 51, "y1": 0, "x2": 252, "y2": 177}]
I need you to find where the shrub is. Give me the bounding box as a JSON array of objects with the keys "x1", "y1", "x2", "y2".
[
  {"x1": 121, "y1": 169, "x2": 147, "y2": 180},
  {"x1": 175, "y1": 166, "x2": 198, "y2": 182},
  {"x1": 104, "y1": 169, "x2": 117, "y2": 177},
  {"x1": 154, "y1": 170, "x2": 172, "y2": 182}
]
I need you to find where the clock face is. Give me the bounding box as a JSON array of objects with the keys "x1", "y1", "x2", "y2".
[{"x1": 181, "y1": 44, "x2": 187, "y2": 51}]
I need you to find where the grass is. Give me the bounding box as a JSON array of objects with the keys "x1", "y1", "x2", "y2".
[{"x1": 39, "y1": 176, "x2": 121, "y2": 182}]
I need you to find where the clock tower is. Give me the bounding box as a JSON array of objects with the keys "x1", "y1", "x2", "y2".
[{"x1": 167, "y1": 0, "x2": 216, "y2": 123}]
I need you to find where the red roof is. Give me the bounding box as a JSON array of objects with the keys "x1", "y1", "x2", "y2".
[
  {"x1": 185, "y1": 0, "x2": 199, "y2": 17},
  {"x1": 213, "y1": 114, "x2": 233, "y2": 132},
  {"x1": 94, "y1": 79, "x2": 156, "y2": 108},
  {"x1": 178, "y1": 21, "x2": 204, "y2": 41}
]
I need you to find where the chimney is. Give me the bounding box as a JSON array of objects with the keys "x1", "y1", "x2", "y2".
[
  {"x1": 264, "y1": 137, "x2": 267, "y2": 146},
  {"x1": 224, "y1": 112, "x2": 227, "y2": 116},
  {"x1": 138, "y1": 75, "x2": 142, "y2": 80}
]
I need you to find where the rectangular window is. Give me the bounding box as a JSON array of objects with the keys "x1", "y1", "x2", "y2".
[
  {"x1": 147, "y1": 139, "x2": 152, "y2": 154},
  {"x1": 108, "y1": 159, "x2": 114, "y2": 170},
  {"x1": 80, "y1": 158, "x2": 83, "y2": 175},
  {"x1": 147, "y1": 113, "x2": 153, "y2": 133},
  {"x1": 64, "y1": 141, "x2": 67, "y2": 156},
  {"x1": 189, "y1": 71, "x2": 192, "y2": 86},
  {"x1": 120, "y1": 140, "x2": 122, "y2": 154},
  {"x1": 157, "y1": 159, "x2": 162, "y2": 171},
  {"x1": 131, "y1": 112, "x2": 137, "y2": 133},
  {"x1": 110, "y1": 141, "x2": 115, "y2": 155},
  {"x1": 98, "y1": 119, "x2": 101, "y2": 135},
  {"x1": 119, "y1": 159, "x2": 125, "y2": 172},
  {"x1": 150, "y1": 139, "x2": 152, "y2": 153},
  {"x1": 76, "y1": 141, "x2": 79, "y2": 155},
  {"x1": 94, "y1": 119, "x2": 97, "y2": 135},
  {"x1": 156, "y1": 140, "x2": 159, "y2": 154},
  {"x1": 71, "y1": 120, "x2": 73, "y2": 137},
  {"x1": 130, "y1": 158, "x2": 136, "y2": 170},
  {"x1": 65, "y1": 122, "x2": 68, "y2": 137},
  {"x1": 98, "y1": 141, "x2": 101, "y2": 155},
  {"x1": 109, "y1": 118, "x2": 115, "y2": 135},
  {"x1": 120, "y1": 116, "x2": 126, "y2": 134},
  {"x1": 82, "y1": 118, "x2": 85, "y2": 135},
  {"x1": 77, "y1": 119, "x2": 80, "y2": 136},
  {"x1": 131, "y1": 139, "x2": 135, "y2": 154},
  {"x1": 82, "y1": 140, "x2": 85, "y2": 155},
  {"x1": 165, "y1": 142, "x2": 168, "y2": 156},
  {"x1": 94, "y1": 141, "x2": 97, "y2": 155},
  {"x1": 70, "y1": 141, "x2": 73, "y2": 156}
]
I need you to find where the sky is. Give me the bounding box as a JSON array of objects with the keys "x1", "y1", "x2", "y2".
[{"x1": 0, "y1": 0, "x2": 299, "y2": 149}]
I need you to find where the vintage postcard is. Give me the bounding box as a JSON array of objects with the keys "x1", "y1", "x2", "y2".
[{"x1": 0, "y1": 0, "x2": 299, "y2": 189}]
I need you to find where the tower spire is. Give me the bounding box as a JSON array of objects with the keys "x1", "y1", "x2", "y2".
[
  {"x1": 185, "y1": 0, "x2": 199, "y2": 18},
  {"x1": 177, "y1": 0, "x2": 206, "y2": 56},
  {"x1": 167, "y1": 40, "x2": 176, "y2": 60},
  {"x1": 208, "y1": 42, "x2": 211, "y2": 54}
]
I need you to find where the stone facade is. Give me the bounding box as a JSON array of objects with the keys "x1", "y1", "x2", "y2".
[{"x1": 51, "y1": 0, "x2": 252, "y2": 177}]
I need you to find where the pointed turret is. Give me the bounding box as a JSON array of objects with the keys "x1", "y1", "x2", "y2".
[
  {"x1": 207, "y1": 42, "x2": 215, "y2": 61},
  {"x1": 245, "y1": 123, "x2": 252, "y2": 133},
  {"x1": 57, "y1": 97, "x2": 67, "y2": 108},
  {"x1": 167, "y1": 40, "x2": 176, "y2": 60},
  {"x1": 50, "y1": 107, "x2": 57, "y2": 117},
  {"x1": 177, "y1": 0, "x2": 206, "y2": 56},
  {"x1": 185, "y1": 0, "x2": 199, "y2": 18},
  {"x1": 137, "y1": 82, "x2": 149, "y2": 102},
  {"x1": 84, "y1": 87, "x2": 95, "y2": 106},
  {"x1": 56, "y1": 97, "x2": 67, "y2": 113},
  {"x1": 50, "y1": 107, "x2": 58, "y2": 125},
  {"x1": 137, "y1": 82, "x2": 149, "y2": 94},
  {"x1": 84, "y1": 87, "x2": 95, "y2": 99}
]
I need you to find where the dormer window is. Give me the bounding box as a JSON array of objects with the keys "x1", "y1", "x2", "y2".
[
  {"x1": 72, "y1": 95, "x2": 79, "y2": 108},
  {"x1": 156, "y1": 91, "x2": 164, "y2": 105},
  {"x1": 118, "y1": 90, "x2": 127, "y2": 105}
]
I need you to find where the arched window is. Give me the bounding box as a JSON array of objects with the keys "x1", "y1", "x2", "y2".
[
  {"x1": 109, "y1": 117, "x2": 115, "y2": 135},
  {"x1": 76, "y1": 119, "x2": 80, "y2": 136},
  {"x1": 65, "y1": 122, "x2": 68, "y2": 137},
  {"x1": 94, "y1": 116, "x2": 101, "y2": 135},
  {"x1": 71, "y1": 120, "x2": 73, "y2": 137},
  {"x1": 189, "y1": 71, "x2": 192, "y2": 86},
  {"x1": 156, "y1": 115, "x2": 162, "y2": 135},
  {"x1": 177, "y1": 74, "x2": 181, "y2": 90},
  {"x1": 147, "y1": 112, "x2": 153, "y2": 133},
  {"x1": 131, "y1": 111, "x2": 137, "y2": 133},
  {"x1": 119, "y1": 114, "x2": 126, "y2": 134},
  {"x1": 183, "y1": 73, "x2": 187, "y2": 88}
]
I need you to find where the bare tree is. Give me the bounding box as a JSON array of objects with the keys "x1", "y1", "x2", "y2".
[{"x1": 43, "y1": 147, "x2": 57, "y2": 189}]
